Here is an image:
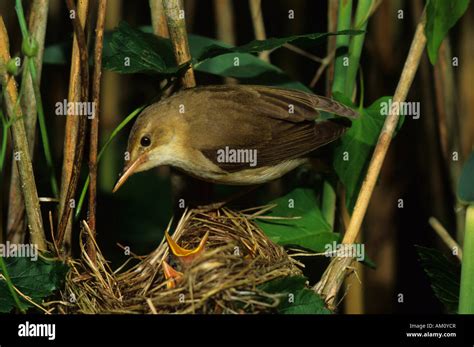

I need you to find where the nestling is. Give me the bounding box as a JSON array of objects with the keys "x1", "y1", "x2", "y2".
[{"x1": 112, "y1": 84, "x2": 358, "y2": 192}]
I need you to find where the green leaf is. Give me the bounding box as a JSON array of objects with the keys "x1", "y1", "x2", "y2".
[
  {"x1": 458, "y1": 151, "x2": 474, "y2": 203},
  {"x1": 259, "y1": 276, "x2": 331, "y2": 314},
  {"x1": 333, "y1": 95, "x2": 403, "y2": 211},
  {"x1": 45, "y1": 24, "x2": 359, "y2": 92},
  {"x1": 0, "y1": 256, "x2": 68, "y2": 313},
  {"x1": 416, "y1": 246, "x2": 461, "y2": 313},
  {"x1": 195, "y1": 30, "x2": 364, "y2": 61},
  {"x1": 425, "y1": 0, "x2": 470, "y2": 64},
  {"x1": 190, "y1": 35, "x2": 311, "y2": 92},
  {"x1": 103, "y1": 22, "x2": 186, "y2": 75},
  {"x1": 279, "y1": 289, "x2": 331, "y2": 314},
  {"x1": 256, "y1": 188, "x2": 339, "y2": 252}
]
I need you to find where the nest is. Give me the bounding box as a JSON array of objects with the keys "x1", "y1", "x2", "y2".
[{"x1": 53, "y1": 207, "x2": 303, "y2": 314}]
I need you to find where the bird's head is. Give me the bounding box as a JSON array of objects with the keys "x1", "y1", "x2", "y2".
[{"x1": 112, "y1": 102, "x2": 180, "y2": 192}]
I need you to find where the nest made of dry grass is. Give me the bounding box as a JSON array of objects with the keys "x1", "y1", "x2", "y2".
[{"x1": 52, "y1": 206, "x2": 304, "y2": 314}]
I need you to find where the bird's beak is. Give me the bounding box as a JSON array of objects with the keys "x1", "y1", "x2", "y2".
[{"x1": 112, "y1": 153, "x2": 148, "y2": 193}]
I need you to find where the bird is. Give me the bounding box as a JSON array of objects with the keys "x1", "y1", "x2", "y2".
[{"x1": 112, "y1": 84, "x2": 358, "y2": 193}]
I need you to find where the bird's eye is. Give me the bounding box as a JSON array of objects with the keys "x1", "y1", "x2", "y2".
[{"x1": 140, "y1": 136, "x2": 151, "y2": 147}]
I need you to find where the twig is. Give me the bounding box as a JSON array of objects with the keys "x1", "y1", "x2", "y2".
[
  {"x1": 311, "y1": 51, "x2": 336, "y2": 89},
  {"x1": 342, "y1": 11, "x2": 426, "y2": 245},
  {"x1": 7, "y1": 0, "x2": 50, "y2": 244},
  {"x1": 284, "y1": 43, "x2": 324, "y2": 63},
  {"x1": 150, "y1": 0, "x2": 170, "y2": 37},
  {"x1": 316, "y1": 9, "x2": 428, "y2": 309},
  {"x1": 248, "y1": 0, "x2": 269, "y2": 62},
  {"x1": 87, "y1": 0, "x2": 107, "y2": 262},
  {"x1": 429, "y1": 217, "x2": 462, "y2": 261},
  {"x1": 57, "y1": 0, "x2": 90, "y2": 250},
  {"x1": 0, "y1": 17, "x2": 46, "y2": 250},
  {"x1": 163, "y1": 0, "x2": 195, "y2": 88}
]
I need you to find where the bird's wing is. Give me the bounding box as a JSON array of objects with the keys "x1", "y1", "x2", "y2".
[
  {"x1": 186, "y1": 85, "x2": 351, "y2": 172},
  {"x1": 187, "y1": 86, "x2": 353, "y2": 172},
  {"x1": 246, "y1": 85, "x2": 359, "y2": 120}
]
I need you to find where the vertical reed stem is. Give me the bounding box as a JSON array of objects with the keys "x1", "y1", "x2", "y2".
[
  {"x1": 87, "y1": 0, "x2": 107, "y2": 261},
  {"x1": 0, "y1": 17, "x2": 46, "y2": 250}
]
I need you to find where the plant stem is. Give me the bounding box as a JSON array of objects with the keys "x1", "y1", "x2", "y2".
[
  {"x1": 0, "y1": 110, "x2": 8, "y2": 173},
  {"x1": 325, "y1": 0, "x2": 339, "y2": 94},
  {"x1": 429, "y1": 216, "x2": 462, "y2": 261},
  {"x1": 248, "y1": 0, "x2": 269, "y2": 62},
  {"x1": 8, "y1": 0, "x2": 54, "y2": 244},
  {"x1": 57, "y1": 0, "x2": 89, "y2": 252},
  {"x1": 14, "y1": 0, "x2": 56, "y2": 195},
  {"x1": 344, "y1": 0, "x2": 371, "y2": 96},
  {"x1": 163, "y1": 0, "x2": 196, "y2": 88},
  {"x1": 342, "y1": 12, "x2": 426, "y2": 245},
  {"x1": 150, "y1": 0, "x2": 169, "y2": 37},
  {"x1": 459, "y1": 205, "x2": 474, "y2": 313},
  {"x1": 331, "y1": 0, "x2": 352, "y2": 94},
  {"x1": 87, "y1": 0, "x2": 107, "y2": 261},
  {"x1": 213, "y1": 0, "x2": 236, "y2": 46},
  {"x1": 0, "y1": 17, "x2": 46, "y2": 251},
  {"x1": 433, "y1": 38, "x2": 465, "y2": 241},
  {"x1": 321, "y1": 0, "x2": 353, "y2": 228},
  {"x1": 316, "y1": 10, "x2": 428, "y2": 309}
]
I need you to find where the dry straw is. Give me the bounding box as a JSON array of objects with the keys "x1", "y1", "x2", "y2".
[{"x1": 51, "y1": 207, "x2": 303, "y2": 314}]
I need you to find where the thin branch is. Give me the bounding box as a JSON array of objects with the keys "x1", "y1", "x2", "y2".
[
  {"x1": 342, "y1": 11, "x2": 427, "y2": 245},
  {"x1": 87, "y1": 0, "x2": 107, "y2": 262},
  {"x1": 248, "y1": 0, "x2": 269, "y2": 62},
  {"x1": 429, "y1": 217, "x2": 462, "y2": 261},
  {"x1": 57, "y1": 0, "x2": 90, "y2": 250},
  {"x1": 310, "y1": 50, "x2": 336, "y2": 88},
  {"x1": 284, "y1": 43, "x2": 324, "y2": 63},
  {"x1": 0, "y1": 17, "x2": 46, "y2": 250},
  {"x1": 315, "y1": 10, "x2": 428, "y2": 309},
  {"x1": 163, "y1": 0, "x2": 195, "y2": 88},
  {"x1": 150, "y1": 0, "x2": 169, "y2": 37}
]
